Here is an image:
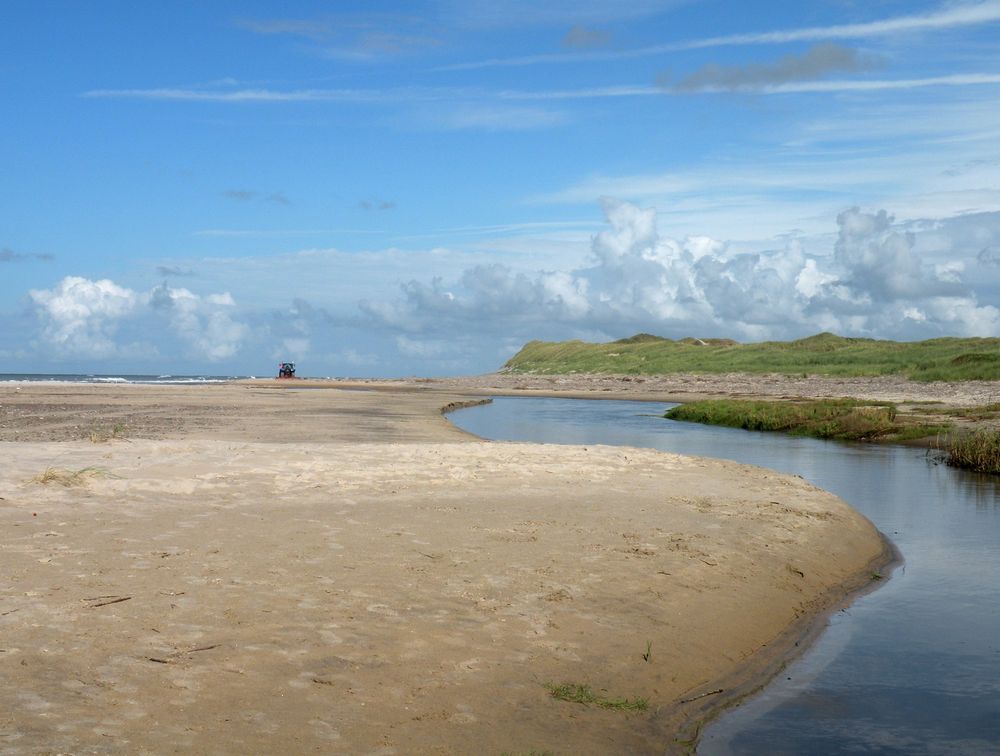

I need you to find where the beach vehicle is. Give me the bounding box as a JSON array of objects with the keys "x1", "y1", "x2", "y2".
[{"x1": 277, "y1": 362, "x2": 296, "y2": 379}]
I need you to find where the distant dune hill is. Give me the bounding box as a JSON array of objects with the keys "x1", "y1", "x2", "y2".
[{"x1": 502, "y1": 332, "x2": 1000, "y2": 381}]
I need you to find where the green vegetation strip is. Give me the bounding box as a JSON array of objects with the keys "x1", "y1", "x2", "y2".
[
  {"x1": 544, "y1": 683, "x2": 649, "y2": 712},
  {"x1": 947, "y1": 430, "x2": 1000, "y2": 474},
  {"x1": 503, "y1": 332, "x2": 1000, "y2": 381},
  {"x1": 665, "y1": 399, "x2": 951, "y2": 442}
]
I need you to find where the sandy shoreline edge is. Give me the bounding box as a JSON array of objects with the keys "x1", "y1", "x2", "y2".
[
  {"x1": 431, "y1": 378, "x2": 901, "y2": 738},
  {"x1": 1, "y1": 379, "x2": 893, "y2": 753}
]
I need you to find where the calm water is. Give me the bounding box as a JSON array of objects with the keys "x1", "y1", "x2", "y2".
[{"x1": 450, "y1": 397, "x2": 1000, "y2": 755}]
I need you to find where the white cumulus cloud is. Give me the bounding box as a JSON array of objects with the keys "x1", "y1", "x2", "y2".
[
  {"x1": 148, "y1": 284, "x2": 248, "y2": 360},
  {"x1": 30, "y1": 277, "x2": 249, "y2": 361},
  {"x1": 28, "y1": 276, "x2": 137, "y2": 357},
  {"x1": 362, "y1": 199, "x2": 1000, "y2": 343}
]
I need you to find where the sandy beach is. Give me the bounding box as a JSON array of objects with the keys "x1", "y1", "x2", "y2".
[{"x1": 1, "y1": 380, "x2": 891, "y2": 754}]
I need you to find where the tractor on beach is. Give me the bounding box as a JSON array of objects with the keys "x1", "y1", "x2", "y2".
[{"x1": 277, "y1": 362, "x2": 296, "y2": 379}]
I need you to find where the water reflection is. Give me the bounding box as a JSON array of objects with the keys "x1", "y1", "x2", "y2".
[{"x1": 450, "y1": 397, "x2": 1000, "y2": 755}]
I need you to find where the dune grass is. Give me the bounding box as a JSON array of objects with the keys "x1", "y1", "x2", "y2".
[
  {"x1": 544, "y1": 682, "x2": 649, "y2": 712},
  {"x1": 32, "y1": 466, "x2": 115, "y2": 487},
  {"x1": 503, "y1": 332, "x2": 1000, "y2": 381},
  {"x1": 665, "y1": 399, "x2": 951, "y2": 442}
]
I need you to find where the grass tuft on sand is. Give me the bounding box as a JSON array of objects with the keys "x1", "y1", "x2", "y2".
[
  {"x1": 32, "y1": 467, "x2": 116, "y2": 487},
  {"x1": 88, "y1": 422, "x2": 128, "y2": 443},
  {"x1": 544, "y1": 682, "x2": 649, "y2": 711}
]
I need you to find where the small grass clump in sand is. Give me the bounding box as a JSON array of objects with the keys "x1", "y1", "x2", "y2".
[
  {"x1": 32, "y1": 467, "x2": 115, "y2": 487},
  {"x1": 88, "y1": 422, "x2": 128, "y2": 443},
  {"x1": 666, "y1": 398, "x2": 951, "y2": 443},
  {"x1": 946, "y1": 429, "x2": 1000, "y2": 474},
  {"x1": 544, "y1": 683, "x2": 649, "y2": 712}
]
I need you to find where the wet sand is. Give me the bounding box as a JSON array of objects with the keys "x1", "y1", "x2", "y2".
[{"x1": 0, "y1": 381, "x2": 890, "y2": 753}]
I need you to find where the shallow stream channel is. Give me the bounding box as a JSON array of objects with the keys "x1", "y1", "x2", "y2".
[{"x1": 450, "y1": 396, "x2": 1000, "y2": 754}]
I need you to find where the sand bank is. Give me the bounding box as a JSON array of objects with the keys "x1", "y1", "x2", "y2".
[
  {"x1": 0, "y1": 382, "x2": 888, "y2": 753},
  {"x1": 419, "y1": 371, "x2": 1000, "y2": 406}
]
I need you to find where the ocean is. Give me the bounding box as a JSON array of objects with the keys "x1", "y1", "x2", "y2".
[{"x1": 0, "y1": 373, "x2": 252, "y2": 385}]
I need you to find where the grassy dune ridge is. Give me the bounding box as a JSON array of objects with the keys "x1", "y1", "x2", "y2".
[{"x1": 503, "y1": 332, "x2": 1000, "y2": 381}]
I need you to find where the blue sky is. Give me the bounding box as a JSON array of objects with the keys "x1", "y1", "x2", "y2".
[{"x1": 3, "y1": 0, "x2": 1000, "y2": 376}]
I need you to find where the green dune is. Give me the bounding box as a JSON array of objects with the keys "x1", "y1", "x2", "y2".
[{"x1": 502, "y1": 332, "x2": 1000, "y2": 382}]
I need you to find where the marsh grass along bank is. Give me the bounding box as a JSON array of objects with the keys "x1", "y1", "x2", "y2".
[
  {"x1": 946, "y1": 429, "x2": 1000, "y2": 474},
  {"x1": 664, "y1": 398, "x2": 951, "y2": 443},
  {"x1": 664, "y1": 397, "x2": 1000, "y2": 474}
]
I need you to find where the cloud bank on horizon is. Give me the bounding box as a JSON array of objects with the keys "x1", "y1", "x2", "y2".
[
  {"x1": 23, "y1": 199, "x2": 1000, "y2": 374},
  {"x1": 2, "y1": 1, "x2": 1000, "y2": 375}
]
